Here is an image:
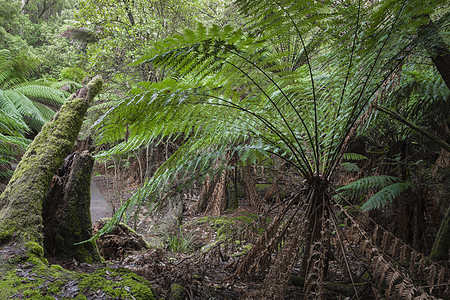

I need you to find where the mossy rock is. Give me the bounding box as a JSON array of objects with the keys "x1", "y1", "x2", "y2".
[{"x1": 0, "y1": 253, "x2": 155, "y2": 299}]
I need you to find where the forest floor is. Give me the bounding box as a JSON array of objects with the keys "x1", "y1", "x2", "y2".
[
  {"x1": 91, "y1": 174, "x2": 268, "y2": 299},
  {"x1": 87, "y1": 174, "x2": 359, "y2": 299}
]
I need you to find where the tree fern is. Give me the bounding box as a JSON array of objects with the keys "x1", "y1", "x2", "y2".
[
  {"x1": 92, "y1": 0, "x2": 449, "y2": 297},
  {"x1": 0, "y1": 49, "x2": 72, "y2": 180}
]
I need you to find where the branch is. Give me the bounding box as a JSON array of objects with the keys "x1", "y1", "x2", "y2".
[{"x1": 377, "y1": 105, "x2": 450, "y2": 153}]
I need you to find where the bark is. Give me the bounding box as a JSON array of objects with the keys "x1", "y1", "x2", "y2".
[
  {"x1": 243, "y1": 165, "x2": 260, "y2": 209},
  {"x1": 429, "y1": 206, "x2": 450, "y2": 261},
  {"x1": 43, "y1": 151, "x2": 101, "y2": 263},
  {"x1": 0, "y1": 76, "x2": 102, "y2": 259},
  {"x1": 205, "y1": 170, "x2": 227, "y2": 216}
]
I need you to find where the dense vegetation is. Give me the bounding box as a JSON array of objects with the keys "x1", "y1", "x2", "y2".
[{"x1": 0, "y1": 0, "x2": 449, "y2": 299}]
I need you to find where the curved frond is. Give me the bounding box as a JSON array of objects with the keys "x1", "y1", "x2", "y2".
[
  {"x1": 343, "y1": 153, "x2": 368, "y2": 161},
  {"x1": 2, "y1": 90, "x2": 45, "y2": 125},
  {"x1": 362, "y1": 182, "x2": 413, "y2": 211},
  {"x1": 13, "y1": 83, "x2": 68, "y2": 107},
  {"x1": 336, "y1": 175, "x2": 399, "y2": 200},
  {"x1": 0, "y1": 108, "x2": 28, "y2": 136}
]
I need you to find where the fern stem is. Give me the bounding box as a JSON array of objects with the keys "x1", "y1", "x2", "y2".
[
  {"x1": 328, "y1": 205, "x2": 361, "y2": 300},
  {"x1": 325, "y1": 1, "x2": 408, "y2": 179},
  {"x1": 197, "y1": 92, "x2": 310, "y2": 176},
  {"x1": 226, "y1": 50, "x2": 316, "y2": 174},
  {"x1": 270, "y1": 0, "x2": 320, "y2": 172}
]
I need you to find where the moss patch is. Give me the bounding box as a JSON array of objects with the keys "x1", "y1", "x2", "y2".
[
  {"x1": 0, "y1": 260, "x2": 154, "y2": 299},
  {"x1": 168, "y1": 283, "x2": 184, "y2": 300},
  {"x1": 77, "y1": 268, "x2": 154, "y2": 299}
]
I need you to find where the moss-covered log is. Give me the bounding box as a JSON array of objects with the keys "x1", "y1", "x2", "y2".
[
  {"x1": 0, "y1": 76, "x2": 102, "y2": 256},
  {"x1": 43, "y1": 151, "x2": 101, "y2": 263},
  {"x1": 430, "y1": 206, "x2": 450, "y2": 261}
]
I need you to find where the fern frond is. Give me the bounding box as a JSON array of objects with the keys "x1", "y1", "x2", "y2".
[
  {"x1": 13, "y1": 83, "x2": 68, "y2": 107},
  {"x1": 362, "y1": 182, "x2": 413, "y2": 211},
  {"x1": 1, "y1": 90, "x2": 45, "y2": 125},
  {"x1": 0, "y1": 108, "x2": 28, "y2": 136},
  {"x1": 336, "y1": 175, "x2": 399, "y2": 200},
  {"x1": 343, "y1": 152, "x2": 368, "y2": 161},
  {"x1": 341, "y1": 162, "x2": 361, "y2": 172}
]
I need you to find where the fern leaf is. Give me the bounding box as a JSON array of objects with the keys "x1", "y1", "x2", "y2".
[
  {"x1": 336, "y1": 175, "x2": 399, "y2": 200},
  {"x1": 14, "y1": 84, "x2": 67, "y2": 107},
  {"x1": 362, "y1": 182, "x2": 413, "y2": 211},
  {"x1": 341, "y1": 162, "x2": 361, "y2": 172},
  {"x1": 343, "y1": 152, "x2": 368, "y2": 161}
]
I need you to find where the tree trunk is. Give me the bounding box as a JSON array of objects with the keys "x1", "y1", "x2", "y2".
[
  {"x1": 0, "y1": 76, "x2": 102, "y2": 261},
  {"x1": 419, "y1": 17, "x2": 450, "y2": 90},
  {"x1": 429, "y1": 206, "x2": 450, "y2": 261},
  {"x1": 43, "y1": 151, "x2": 101, "y2": 263},
  {"x1": 243, "y1": 165, "x2": 260, "y2": 210}
]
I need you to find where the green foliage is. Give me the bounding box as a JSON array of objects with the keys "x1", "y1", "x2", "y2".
[
  {"x1": 343, "y1": 153, "x2": 368, "y2": 162},
  {"x1": 337, "y1": 175, "x2": 413, "y2": 211},
  {"x1": 89, "y1": 0, "x2": 450, "y2": 236},
  {"x1": 60, "y1": 67, "x2": 85, "y2": 83},
  {"x1": 361, "y1": 182, "x2": 413, "y2": 211},
  {"x1": 337, "y1": 175, "x2": 399, "y2": 200},
  {"x1": 0, "y1": 49, "x2": 72, "y2": 181},
  {"x1": 0, "y1": 1, "x2": 30, "y2": 54},
  {"x1": 164, "y1": 228, "x2": 194, "y2": 253}
]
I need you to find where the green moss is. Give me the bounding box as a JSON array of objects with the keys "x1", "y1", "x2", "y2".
[
  {"x1": 0, "y1": 263, "x2": 68, "y2": 299},
  {"x1": 0, "y1": 218, "x2": 15, "y2": 243},
  {"x1": 25, "y1": 241, "x2": 44, "y2": 257},
  {"x1": 0, "y1": 261, "x2": 154, "y2": 299},
  {"x1": 77, "y1": 268, "x2": 154, "y2": 300}
]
